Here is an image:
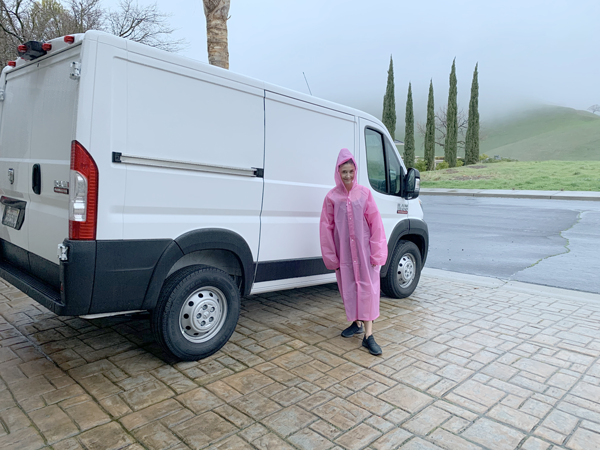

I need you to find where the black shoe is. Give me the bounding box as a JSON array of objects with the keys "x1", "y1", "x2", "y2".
[
  {"x1": 362, "y1": 335, "x2": 382, "y2": 355},
  {"x1": 341, "y1": 321, "x2": 364, "y2": 338}
]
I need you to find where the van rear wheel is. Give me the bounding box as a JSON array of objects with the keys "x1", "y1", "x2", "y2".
[
  {"x1": 381, "y1": 240, "x2": 422, "y2": 299},
  {"x1": 151, "y1": 265, "x2": 240, "y2": 361}
]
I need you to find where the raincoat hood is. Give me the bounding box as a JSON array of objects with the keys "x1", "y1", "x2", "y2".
[{"x1": 335, "y1": 148, "x2": 358, "y2": 191}]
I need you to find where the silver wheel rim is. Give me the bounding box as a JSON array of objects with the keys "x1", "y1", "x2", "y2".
[
  {"x1": 179, "y1": 286, "x2": 227, "y2": 343},
  {"x1": 397, "y1": 253, "x2": 416, "y2": 288}
]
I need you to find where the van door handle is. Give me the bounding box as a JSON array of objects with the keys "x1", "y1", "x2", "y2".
[{"x1": 32, "y1": 164, "x2": 41, "y2": 195}]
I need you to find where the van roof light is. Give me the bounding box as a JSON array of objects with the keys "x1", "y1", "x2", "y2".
[
  {"x1": 64, "y1": 35, "x2": 75, "y2": 44},
  {"x1": 42, "y1": 43, "x2": 52, "y2": 51},
  {"x1": 7, "y1": 61, "x2": 16, "y2": 67},
  {"x1": 17, "y1": 41, "x2": 47, "y2": 61}
]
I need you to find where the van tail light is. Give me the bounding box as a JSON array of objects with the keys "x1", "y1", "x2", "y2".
[{"x1": 69, "y1": 141, "x2": 98, "y2": 240}]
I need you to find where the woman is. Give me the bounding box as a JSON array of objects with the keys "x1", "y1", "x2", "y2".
[{"x1": 320, "y1": 148, "x2": 388, "y2": 355}]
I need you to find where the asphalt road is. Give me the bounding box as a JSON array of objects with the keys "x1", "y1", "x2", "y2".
[{"x1": 422, "y1": 195, "x2": 600, "y2": 294}]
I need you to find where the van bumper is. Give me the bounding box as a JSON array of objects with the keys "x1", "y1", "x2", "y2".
[{"x1": 0, "y1": 238, "x2": 171, "y2": 316}]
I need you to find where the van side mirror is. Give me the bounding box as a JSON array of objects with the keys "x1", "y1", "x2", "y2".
[{"x1": 404, "y1": 168, "x2": 420, "y2": 199}]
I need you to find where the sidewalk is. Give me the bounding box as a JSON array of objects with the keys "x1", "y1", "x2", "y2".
[
  {"x1": 1, "y1": 271, "x2": 600, "y2": 450},
  {"x1": 421, "y1": 188, "x2": 600, "y2": 201}
]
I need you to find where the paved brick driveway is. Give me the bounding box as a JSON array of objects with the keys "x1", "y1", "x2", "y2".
[{"x1": 1, "y1": 272, "x2": 600, "y2": 450}]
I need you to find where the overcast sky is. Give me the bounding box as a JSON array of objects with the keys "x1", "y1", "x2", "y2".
[{"x1": 105, "y1": 0, "x2": 600, "y2": 127}]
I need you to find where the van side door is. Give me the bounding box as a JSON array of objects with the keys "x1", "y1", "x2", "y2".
[{"x1": 256, "y1": 92, "x2": 356, "y2": 288}]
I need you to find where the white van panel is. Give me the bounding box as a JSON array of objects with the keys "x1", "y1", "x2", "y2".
[
  {"x1": 123, "y1": 165, "x2": 263, "y2": 239},
  {"x1": 126, "y1": 39, "x2": 265, "y2": 93},
  {"x1": 259, "y1": 93, "x2": 355, "y2": 262},
  {"x1": 124, "y1": 53, "x2": 264, "y2": 167},
  {"x1": 87, "y1": 42, "x2": 128, "y2": 240},
  {"x1": 121, "y1": 55, "x2": 264, "y2": 259},
  {"x1": 75, "y1": 38, "x2": 98, "y2": 148}
]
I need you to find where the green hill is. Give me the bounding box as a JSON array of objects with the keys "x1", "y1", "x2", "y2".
[
  {"x1": 409, "y1": 105, "x2": 600, "y2": 161},
  {"x1": 480, "y1": 106, "x2": 600, "y2": 161}
]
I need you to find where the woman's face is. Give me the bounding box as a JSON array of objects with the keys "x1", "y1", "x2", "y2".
[{"x1": 338, "y1": 162, "x2": 355, "y2": 190}]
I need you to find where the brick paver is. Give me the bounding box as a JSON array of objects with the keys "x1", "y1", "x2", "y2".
[{"x1": 0, "y1": 274, "x2": 600, "y2": 449}]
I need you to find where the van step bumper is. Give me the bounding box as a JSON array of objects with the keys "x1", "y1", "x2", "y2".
[
  {"x1": 0, "y1": 258, "x2": 63, "y2": 311},
  {"x1": 0, "y1": 238, "x2": 94, "y2": 316},
  {"x1": 0, "y1": 238, "x2": 172, "y2": 316}
]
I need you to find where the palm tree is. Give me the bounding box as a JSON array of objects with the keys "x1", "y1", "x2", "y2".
[{"x1": 203, "y1": 0, "x2": 230, "y2": 69}]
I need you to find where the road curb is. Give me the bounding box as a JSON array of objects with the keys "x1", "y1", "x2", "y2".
[
  {"x1": 420, "y1": 188, "x2": 600, "y2": 202},
  {"x1": 422, "y1": 267, "x2": 600, "y2": 303}
]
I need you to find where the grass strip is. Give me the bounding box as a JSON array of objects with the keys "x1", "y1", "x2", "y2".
[{"x1": 420, "y1": 161, "x2": 600, "y2": 191}]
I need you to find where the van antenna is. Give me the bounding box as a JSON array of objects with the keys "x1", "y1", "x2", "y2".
[{"x1": 303, "y1": 72, "x2": 313, "y2": 96}]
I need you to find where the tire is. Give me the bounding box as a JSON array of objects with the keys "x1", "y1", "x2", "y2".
[
  {"x1": 151, "y1": 265, "x2": 240, "y2": 361},
  {"x1": 381, "y1": 240, "x2": 422, "y2": 299}
]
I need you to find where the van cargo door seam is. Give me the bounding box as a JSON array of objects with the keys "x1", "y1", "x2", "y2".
[{"x1": 252, "y1": 91, "x2": 267, "y2": 286}]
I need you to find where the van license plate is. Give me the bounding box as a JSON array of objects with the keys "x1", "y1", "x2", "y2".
[{"x1": 2, "y1": 205, "x2": 20, "y2": 229}]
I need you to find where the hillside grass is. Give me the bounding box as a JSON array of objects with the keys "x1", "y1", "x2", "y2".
[
  {"x1": 420, "y1": 161, "x2": 600, "y2": 191},
  {"x1": 480, "y1": 107, "x2": 600, "y2": 161},
  {"x1": 408, "y1": 106, "x2": 600, "y2": 161}
]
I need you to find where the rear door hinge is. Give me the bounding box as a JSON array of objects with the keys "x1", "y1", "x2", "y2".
[
  {"x1": 57, "y1": 243, "x2": 68, "y2": 261},
  {"x1": 70, "y1": 62, "x2": 81, "y2": 80}
]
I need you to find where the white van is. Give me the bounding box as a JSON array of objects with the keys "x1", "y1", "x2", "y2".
[{"x1": 0, "y1": 31, "x2": 428, "y2": 360}]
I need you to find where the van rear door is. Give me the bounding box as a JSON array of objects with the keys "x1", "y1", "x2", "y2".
[
  {"x1": 0, "y1": 45, "x2": 81, "y2": 286},
  {"x1": 27, "y1": 47, "x2": 80, "y2": 276},
  {"x1": 0, "y1": 64, "x2": 35, "y2": 271}
]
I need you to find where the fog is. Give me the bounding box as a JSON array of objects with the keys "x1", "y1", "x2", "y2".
[{"x1": 105, "y1": 0, "x2": 600, "y2": 129}]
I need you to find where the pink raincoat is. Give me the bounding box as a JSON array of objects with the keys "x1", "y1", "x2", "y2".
[{"x1": 320, "y1": 148, "x2": 388, "y2": 322}]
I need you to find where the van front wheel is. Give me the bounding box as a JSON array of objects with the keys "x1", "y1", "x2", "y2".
[
  {"x1": 381, "y1": 240, "x2": 422, "y2": 299},
  {"x1": 151, "y1": 265, "x2": 240, "y2": 361}
]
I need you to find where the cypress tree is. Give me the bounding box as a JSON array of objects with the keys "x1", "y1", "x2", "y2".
[
  {"x1": 424, "y1": 80, "x2": 435, "y2": 171},
  {"x1": 465, "y1": 63, "x2": 480, "y2": 165},
  {"x1": 444, "y1": 58, "x2": 458, "y2": 167},
  {"x1": 382, "y1": 55, "x2": 396, "y2": 139},
  {"x1": 403, "y1": 83, "x2": 415, "y2": 168}
]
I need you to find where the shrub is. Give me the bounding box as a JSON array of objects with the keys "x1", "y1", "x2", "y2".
[
  {"x1": 457, "y1": 160, "x2": 464, "y2": 167},
  {"x1": 414, "y1": 159, "x2": 428, "y2": 172},
  {"x1": 479, "y1": 153, "x2": 489, "y2": 161},
  {"x1": 436, "y1": 161, "x2": 449, "y2": 170},
  {"x1": 480, "y1": 156, "x2": 518, "y2": 164}
]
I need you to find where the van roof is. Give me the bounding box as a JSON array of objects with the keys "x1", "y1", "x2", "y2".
[
  {"x1": 2, "y1": 30, "x2": 385, "y2": 130},
  {"x1": 85, "y1": 31, "x2": 384, "y2": 127}
]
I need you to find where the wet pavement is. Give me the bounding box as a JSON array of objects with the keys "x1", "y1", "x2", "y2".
[
  {"x1": 1, "y1": 270, "x2": 600, "y2": 450},
  {"x1": 423, "y1": 196, "x2": 600, "y2": 295}
]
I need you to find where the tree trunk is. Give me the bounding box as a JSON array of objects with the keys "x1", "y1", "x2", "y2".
[{"x1": 203, "y1": 0, "x2": 230, "y2": 69}]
